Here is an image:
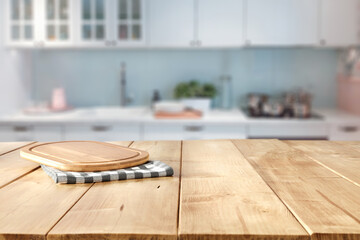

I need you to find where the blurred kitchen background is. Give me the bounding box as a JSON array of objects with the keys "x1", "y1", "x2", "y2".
[{"x1": 1, "y1": 0, "x2": 360, "y2": 142}]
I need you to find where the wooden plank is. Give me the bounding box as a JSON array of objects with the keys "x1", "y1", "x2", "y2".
[
  {"x1": 48, "y1": 140, "x2": 181, "y2": 240},
  {"x1": 286, "y1": 140, "x2": 360, "y2": 187},
  {"x1": 233, "y1": 139, "x2": 360, "y2": 240},
  {"x1": 0, "y1": 141, "x2": 132, "y2": 240},
  {"x1": 0, "y1": 141, "x2": 33, "y2": 155},
  {"x1": 336, "y1": 141, "x2": 360, "y2": 153},
  {"x1": 179, "y1": 140, "x2": 309, "y2": 240},
  {"x1": 0, "y1": 143, "x2": 40, "y2": 189}
]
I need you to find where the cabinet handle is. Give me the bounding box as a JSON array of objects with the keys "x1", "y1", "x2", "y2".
[
  {"x1": 13, "y1": 126, "x2": 31, "y2": 132},
  {"x1": 184, "y1": 126, "x2": 204, "y2": 132},
  {"x1": 340, "y1": 126, "x2": 358, "y2": 132},
  {"x1": 92, "y1": 126, "x2": 111, "y2": 132}
]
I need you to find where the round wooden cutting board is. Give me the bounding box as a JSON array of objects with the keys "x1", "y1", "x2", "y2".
[{"x1": 20, "y1": 141, "x2": 149, "y2": 172}]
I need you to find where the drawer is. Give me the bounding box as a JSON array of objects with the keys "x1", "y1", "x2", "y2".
[
  {"x1": 143, "y1": 123, "x2": 246, "y2": 140},
  {"x1": 64, "y1": 124, "x2": 141, "y2": 141},
  {"x1": 0, "y1": 125, "x2": 34, "y2": 142},
  {"x1": 248, "y1": 122, "x2": 329, "y2": 139},
  {"x1": 329, "y1": 124, "x2": 360, "y2": 141}
]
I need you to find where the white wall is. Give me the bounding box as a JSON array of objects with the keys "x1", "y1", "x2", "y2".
[{"x1": 0, "y1": 1, "x2": 32, "y2": 115}]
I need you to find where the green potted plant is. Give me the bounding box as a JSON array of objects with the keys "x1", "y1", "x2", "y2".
[{"x1": 174, "y1": 80, "x2": 217, "y2": 113}]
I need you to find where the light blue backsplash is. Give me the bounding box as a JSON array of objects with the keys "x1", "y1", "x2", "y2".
[{"x1": 32, "y1": 48, "x2": 338, "y2": 108}]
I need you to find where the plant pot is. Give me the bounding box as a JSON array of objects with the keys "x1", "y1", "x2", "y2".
[{"x1": 180, "y1": 98, "x2": 212, "y2": 114}]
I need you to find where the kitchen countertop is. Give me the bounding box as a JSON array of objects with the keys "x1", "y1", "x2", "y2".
[
  {"x1": 0, "y1": 106, "x2": 359, "y2": 124},
  {"x1": 0, "y1": 139, "x2": 360, "y2": 240}
]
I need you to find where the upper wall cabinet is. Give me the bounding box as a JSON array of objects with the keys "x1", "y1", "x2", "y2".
[
  {"x1": 42, "y1": 0, "x2": 75, "y2": 46},
  {"x1": 75, "y1": 0, "x2": 146, "y2": 47},
  {"x1": 197, "y1": 0, "x2": 244, "y2": 47},
  {"x1": 113, "y1": 0, "x2": 146, "y2": 46},
  {"x1": 246, "y1": 0, "x2": 318, "y2": 46},
  {"x1": 149, "y1": 0, "x2": 244, "y2": 47},
  {"x1": 319, "y1": 0, "x2": 360, "y2": 47},
  {"x1": 5, "y1": 0, "x2": 40, "y2": 47},
  {"x1": 5, "y1": 0, "x2": 75, "y2": 47},
  {"x1": 75, "y1": 0, "x2": 112, "y2": 47},
  {"x1": 148, "y1": 0, "x2": 194, "y2": 47}
]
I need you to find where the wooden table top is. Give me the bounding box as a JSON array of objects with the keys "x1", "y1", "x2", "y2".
[{"x1": 0, "y1": 140, "x2": 360, "y2": 240}]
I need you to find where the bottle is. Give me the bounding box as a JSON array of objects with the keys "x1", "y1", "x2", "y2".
[{"x1": 151, "y1": 90, "x2": 161, "y2": 109}]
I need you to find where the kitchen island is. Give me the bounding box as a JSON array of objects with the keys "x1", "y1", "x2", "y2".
[{"x1": 0, "y1": 139, "x2": 360, "y2": 240}]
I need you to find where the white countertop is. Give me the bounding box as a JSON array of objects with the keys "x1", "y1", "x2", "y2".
[{"x1": 0, "y1": 106, "x2": 359, "y2": 125}]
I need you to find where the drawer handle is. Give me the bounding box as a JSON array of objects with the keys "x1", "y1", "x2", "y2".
[
  {"x1": 184, "y1": 126, "x2": 203, "y2": 132},
  {"x1": 92, "y1": 126, "x2": 110, "y2": 132},
  {"x1": 13, "y1": 126, "x2": 30, "y2": 132},
  {"x1": 340, "y1": 126, "x2": 358, "y2": 132}
]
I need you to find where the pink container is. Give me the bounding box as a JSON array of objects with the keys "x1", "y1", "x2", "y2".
[
  {"x1": 51, "y1": 88, "x2": 68, "y2": 111},
  {"x1": 338, "y1": 74, "x2": 360, "y2": 115}
]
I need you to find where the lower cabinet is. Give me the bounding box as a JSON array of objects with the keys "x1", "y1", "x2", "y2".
[
  {"x1": 247, "y1": 121, "x2": 329, "y2": 140},
  {"x1": 329, "y1": 123, "x2": 360, "y2": 141},
  {"x1": 63, "y1": 123, "x2": 142, "y2": 141},
  {"x1": 143, "y1": 122, "x2": 246, "y2": 140},
  {"x1": 0, "y1": 125, "x2": 63, "y2": 142}
]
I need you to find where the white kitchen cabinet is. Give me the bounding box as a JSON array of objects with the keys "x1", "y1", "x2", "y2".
[
  {"x1": 247, "y1": 121, "x2": 329, "y2": 139},
  {"x1": 245, "y1": 0, "x2": 318, "y2": 46},
  {"x1": 198, "y1": 0, "x2": 244, "y2": 47},
  {"x1": 75, "y1": 0, "x2": 146, "y2": 47},
  {"x1": 5, "y1": 0, "x2": 75, "y2": 48},
  {"x1": 41, "y1": 0, "x2": 75, "y2": 47},
  {"x1": 148, "y1": 0, "x2": 195, "y2": 47},
  {"x1": 4, "y1": 0, "x2": 41, "y2": 47},
  {"x1": 0, "y1": 125, "x2": 63, "y2": 142},
  {"x1": 143, "y1": 122, "x2": 246, "y2": 140},
  {"x1": 112, "y1": 0, "x2": 146, "y2": 46},
  {"x1": 75, "y1": 0, "x2": 112, "y2": 47},
  {"x1": 33, "y1": 126, "x2": 63, "y2": 141},
  {"x1": 329, "y1": 123, "x2": 360, "y2": 141},
  {"x1": 0, "y1": 125, "x2": 34, "y2": 141},
  {"x1": 319, "y1": 0, "x2": 360, "y2": 47},
  {"x1": 64, "y1": 123, "x2": 141, "y2": 141}
]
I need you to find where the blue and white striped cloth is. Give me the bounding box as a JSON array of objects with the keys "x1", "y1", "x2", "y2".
[{"x1": 41, "y1": 161, "x2": 174, "y2": 184}]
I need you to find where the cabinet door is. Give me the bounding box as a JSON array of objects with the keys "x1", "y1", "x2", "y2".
[
  {"x1": 64, "y1": 124, "x2": 141, "y2": 141},
  {"x1": 5, "y1": 0, "x2": 40, "y2": 47},
  {"x1": 112, "y1": 0, "x2": 146, "y2": 46},
  {"x1": 198, "y1": 0, "x2": 244, "y2": 47},
  {"x1": 76, "y1": 0, "x2": 112, "y2": 47},
  {"x1": 149, "y1": 0, "x2": 195, "y2": 47},
  {"x1": 320, "y1": 0, "x2": 360, "y2": 47},
  {"x1": 41, "y1": 0, "x2": 75, "y2": 46},
  {"x1": 246, "y1": 0, "x2": 318, "y2": 46}
]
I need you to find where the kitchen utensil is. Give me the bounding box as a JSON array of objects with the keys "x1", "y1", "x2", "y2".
[{"x1": 20, "y1": 141, "x2": 149, "y2": 172}]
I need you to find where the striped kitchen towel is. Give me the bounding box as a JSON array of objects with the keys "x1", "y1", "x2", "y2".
[{"x1": 41, "y1": 161, "x2": 174, "y2": 184}]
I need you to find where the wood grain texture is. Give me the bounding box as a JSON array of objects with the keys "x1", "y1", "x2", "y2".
[
  {"x1": 48, "y1": 141, "x2": 181, "y2": 240},
  {"x1": 337, "y1": 141, "x2": 360, "y2": 153},
  {"x1": 286, "y1": 140, "x2": 360, "y2": 187},
  {"x1": 20, "y1": 141, "x2": 149, "y2": 172},
  {"x1": 0, "y1": 141, "x2": 132, "y2": 240},
  {"x1": 0, "y1": 141, "x2": 33, "y2": 155},
  {"x1": 0, "y1": 168, "x2": 91, "y2": 240},
  {"x1": 233, "y1": 139, "x2": 360, "y2": 240},
  {"x1": 179, "y1": 140, "x2": 309, "y2": 240},
  {"x1": 0, "y1": 143, "x2": 39, "y2": 189}
]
